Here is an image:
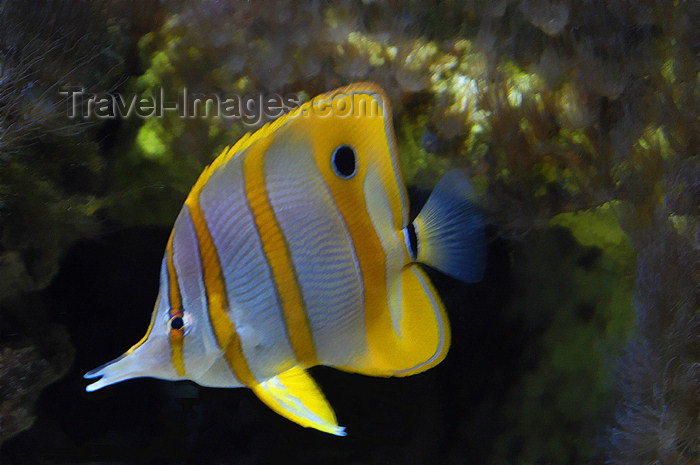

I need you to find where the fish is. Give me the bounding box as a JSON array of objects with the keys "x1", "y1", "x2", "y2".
[{"x1": 84, "y1": 82, "x2": 486, "y2": 436}]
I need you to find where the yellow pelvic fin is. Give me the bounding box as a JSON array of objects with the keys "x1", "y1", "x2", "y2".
[
  {"x1": 251, "y1": 366, "x2": 346, "y2": 436},
  {"x1": 343, "y1": 264, "x2": 450, "y2": 377}
]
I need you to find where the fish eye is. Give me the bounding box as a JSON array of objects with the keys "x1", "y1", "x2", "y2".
[
  {"x1": 169, "y1": 316, "x2": 184, "y2": 331},
  {"x1": 331, "y1": 145, "x2": 357, "y2": 179}
]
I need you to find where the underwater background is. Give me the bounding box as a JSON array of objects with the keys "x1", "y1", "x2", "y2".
[{"x1": 0, "y1": 0, "x2": 697, "y2": 463}]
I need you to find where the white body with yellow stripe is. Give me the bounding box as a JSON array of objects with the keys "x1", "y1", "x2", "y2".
[{"x1": 85, "y1": 83, "x2": 486, "y2": 436}]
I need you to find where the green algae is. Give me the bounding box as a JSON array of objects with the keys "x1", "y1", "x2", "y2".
[
  {"x1": 1, "y1": 0, "x2": 697, "y2": 461},
  {"x1": 494, "y1": 224, "x2": 635, "y2": 463}
]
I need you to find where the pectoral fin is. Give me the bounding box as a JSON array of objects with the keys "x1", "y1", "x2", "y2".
[{"x1": 251, "y1": 365, "x2": 346, "y2": 436}]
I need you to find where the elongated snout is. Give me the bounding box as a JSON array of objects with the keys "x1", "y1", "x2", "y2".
[{"x1": 84, "y1": 335, "x2": 176, "y2": 391}]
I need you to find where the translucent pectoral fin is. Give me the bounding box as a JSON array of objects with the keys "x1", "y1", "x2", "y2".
[{"x1": 251, "y1": 366, "x2": 346, "y2": 436}]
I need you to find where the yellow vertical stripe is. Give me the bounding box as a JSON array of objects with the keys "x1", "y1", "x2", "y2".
[
  {"x1": 309, "y1": 131, "x2": 391, "y2": 373},
  {"x1": 183, "y1": 196, "x2": 256, "y2": 386},
  {"x1": 173, "y1": 84, "x2": 411, "y2": 377},
  {"x1": 166, "y1": 237, "x2": 186, "y2": 377},
  {"x1": 305, "y1": 90, "x2": 412, "y2": 374},
  {"x1": 126, "y1": 295, "x2": 158, "y2": 355},
  {"x1": 242, "y1": 142, "x2": 318, "y2": 367}
]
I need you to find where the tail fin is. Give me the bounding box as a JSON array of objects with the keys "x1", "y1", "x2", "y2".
[{"x1": 412, "y1": 169, "x2": 486, "y2": 283}]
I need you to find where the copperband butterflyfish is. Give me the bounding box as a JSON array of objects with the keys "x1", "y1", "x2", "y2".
[{"x1": 85, "y1": 83, "x2": 486, "y2": 436}]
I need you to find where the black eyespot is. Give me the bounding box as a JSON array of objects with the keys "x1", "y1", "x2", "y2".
[
  {"x1": 170, "y1": 316, "x2": 184, "y2": 331},
  {"x1": 406, "y1": 222, "x2": 418, "y2": 260},
  {"x1": 331, "y1": 145, "x2": 357, "y2": 179}
]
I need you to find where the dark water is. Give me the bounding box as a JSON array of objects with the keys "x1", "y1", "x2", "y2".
[
  {"x1": 2, "y1": 1, "x2": 696, "y2": 462},
  {"x1": 1, "y1": 224, "x2": 522, "y2": 464}
]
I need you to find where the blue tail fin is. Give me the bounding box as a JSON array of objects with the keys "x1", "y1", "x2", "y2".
[{"x1": 412, "y1": 170, "x2": 486, "y2": 283}]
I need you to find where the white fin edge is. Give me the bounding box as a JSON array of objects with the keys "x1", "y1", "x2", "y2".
[{"x1": 251, "y1": 366, "x2": 346, "y2": 436}]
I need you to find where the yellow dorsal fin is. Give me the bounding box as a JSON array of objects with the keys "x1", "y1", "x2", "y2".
[{"x1": 250, "y1": 366, "x2": 346, "y2": 436}]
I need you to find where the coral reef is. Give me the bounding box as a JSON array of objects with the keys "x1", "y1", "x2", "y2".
[
  {"x1": 0, "y1": 299, "x2": 74, "y2": 446},
  {"x1": 116, "y1": 2, "x2": 697, "y2": 460},
  {"x1": 0, "y1": 0, "x2": 697, "y2": 462},
  {"x1": 607, "y1": 213, "x2": 699, "y2": 464},
  {"x1": 0, "y1": 0, "x2": 150, "y2": 444},
  {"x1": 0, "y1": 0, "x2": 121, "y2": 295}
]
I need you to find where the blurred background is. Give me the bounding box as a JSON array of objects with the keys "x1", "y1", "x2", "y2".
[{"x1": 0, "y1": 0, "x2": 697, "y2": 463}]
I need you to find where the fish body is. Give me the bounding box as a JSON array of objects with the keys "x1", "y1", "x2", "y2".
[{"x1": 85, "y1": 83, "x2": 486, "y2": 435}]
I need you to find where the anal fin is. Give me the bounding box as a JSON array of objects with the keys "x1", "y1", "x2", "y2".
[{"x1": 251, "y1": 365, "x2": 346, "y2": 436}]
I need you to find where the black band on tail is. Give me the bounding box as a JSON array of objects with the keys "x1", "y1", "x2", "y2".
[{"x1": 406, "y1": 222, "x2": 418, "y2": 261}]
